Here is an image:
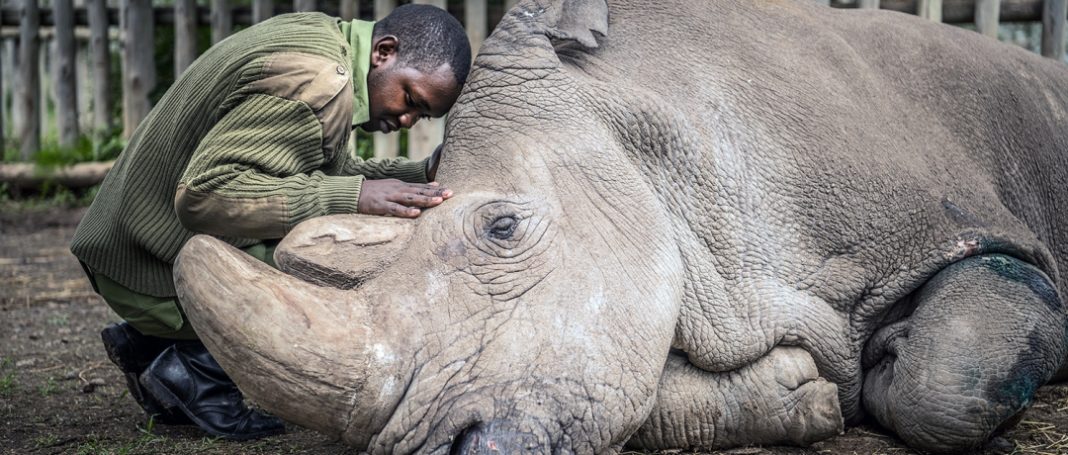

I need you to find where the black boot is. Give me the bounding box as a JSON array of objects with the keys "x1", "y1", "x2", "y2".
[
  {"x1": 139, "y1": 342, "x2": 285, "y2": 440},
  {"x1": 100, "y1": 323, "x2": 191, "y2": 425}
]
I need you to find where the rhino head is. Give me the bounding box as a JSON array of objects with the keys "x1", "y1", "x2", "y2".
[{"x1": 175, "y1": 1, "x2": 687, "y2": 452}]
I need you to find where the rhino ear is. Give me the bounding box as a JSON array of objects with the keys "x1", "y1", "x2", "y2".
[{"x1": 545, "y1": 0, "x2": 609, "y2": 49}]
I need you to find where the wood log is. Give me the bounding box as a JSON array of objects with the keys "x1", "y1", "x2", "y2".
[
  {"x1": 294, "y1": 0, "x2": 317, "y2": 12},
  {"x1": 211, "y1": 0, "x2": 232, "y2": 44},
  {"x1": 121, "y1": 0, "x2": 155, "y2": 139},
  {"x1": 465, "y1": 0, "x2": 487, "y2": 54},
  {"x1": 373, "y1": 0, "x2": 398, "y2": 159},
  {"x1": 87, "y1": 0, "x2": 111, "y2": 135},
  {"x1": 175, "y1": 0, "x2": 198, "y2": 75},
  {"x1": 975, "y1": 0, "x2": 1001, "y2": 37},
  {"x1": 18, "y1": 0, "x2": 41, "y2": 160},
  {"x1": 253, "y1": 0, "x2": 273, "y2": 23},
  {"x1": 1043, "y1": 0, "x2": 1067, "y2": 58},
  {"x1": 53, "y1": 0, "x2": 79, "y2": 147},
  {"x1": 0, "y1": 161, "x2": 113, "y2": 189}
]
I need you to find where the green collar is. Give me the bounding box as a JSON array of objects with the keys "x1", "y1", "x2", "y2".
[{"x1": 339, "y1": 19, "x2": 375, "y2": 126}]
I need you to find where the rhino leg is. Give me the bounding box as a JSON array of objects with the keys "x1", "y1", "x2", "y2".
[
  {"x1": 627, "y1": 346, "x2": 843, "y2": 450},
  {"x1": 863, "y1": 254, "x2": 1068, "y2": 453}
]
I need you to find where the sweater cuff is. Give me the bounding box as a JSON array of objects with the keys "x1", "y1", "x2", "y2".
[
  {"x1": 393, "y1": 158, "x2": 431, "y2": 184},
  {"x1": 319, "y1": 175, "x2": 364, "y2": 215}
]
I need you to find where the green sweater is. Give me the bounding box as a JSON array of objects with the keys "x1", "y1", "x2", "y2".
[{"x1": 71, "y1": 13, "x2": 428, "y2": 298}]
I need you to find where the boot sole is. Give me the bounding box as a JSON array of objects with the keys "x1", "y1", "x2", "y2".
[{"x1": 139, "y1": 372, "x2": 285, "y2": 441}]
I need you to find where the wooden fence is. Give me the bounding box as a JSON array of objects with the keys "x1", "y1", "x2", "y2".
[{"x1": 0, "y1": 0, "x2": 1065, "y2": 172}]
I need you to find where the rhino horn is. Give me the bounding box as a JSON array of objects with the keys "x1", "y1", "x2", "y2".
[
  {"x1": 174, "y1": 234, "x2": 419, "y2": 447},
  {"x1": 274, "y1": 214, "x2": 416, "y2": 290}
]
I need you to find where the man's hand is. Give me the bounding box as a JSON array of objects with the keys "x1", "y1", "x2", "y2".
[{"x1": 358, "y1": 179, "x2": 453, "y2": 218}]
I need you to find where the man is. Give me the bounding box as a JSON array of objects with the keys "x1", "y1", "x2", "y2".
[{"x1": 70, "y1": 5, "x2": 471, "y2": 440}]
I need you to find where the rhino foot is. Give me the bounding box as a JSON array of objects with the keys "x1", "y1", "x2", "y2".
[{"x1": 627, "y1": 346, "x2": 843, "y2": 450}]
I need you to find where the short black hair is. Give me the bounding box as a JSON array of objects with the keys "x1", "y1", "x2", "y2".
[{"x1": 373, "y1": 4, "x2": 472, "y2": 86}]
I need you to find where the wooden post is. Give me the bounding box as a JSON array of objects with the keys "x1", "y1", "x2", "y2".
[
  {"x1": 212, "y1": 0, "x2": 232, "y2": 45},
  {"x1": 295, "y1": 0, "x2": 318, "y2": 12},
  {"x1": 465, "y1": 0, "x2": 487, "y2": 54},
  {"x1": 919, "y1": 0, "x2": 943, "y2": 21},
  {"x1": 122, "y1": 0, "x2": 156, "y2": 139},
  {"x1": 975, "y1": 0, "x2": 1001, "y2": 38},
  {"x1": 1042, "y1": 0, "x2": 1067, "y2": 59},
  {"x1": 1, "y1": 40, "x2": 4, "y2": 153},
  {"x1": 175, "y1": 0, "x2": 198, "y2": 75},
  {"x1": 373, "y1": 0, "x2": 398, "y2": 159},
  {"x1": 406, "y1": 0, "x2": 447, "y2": 161},
  {"x1": 340, "y1": 0, "x2": 358, "y2": 20},
  {"x1": 505, "y1": 0, "x2": 518, "y2": 11},
  {"x1": 857, "y1": 0, "x2": 880, "y2": 8},
  {"x1": 87, "y1": 0, "x2": 112, "y2": 135},
  {"x1": 253, "y1": 0, "x2": 274, "y2": 23},
  {"x1": 17, "y1": 0, "x2": 40, "y2": 160},
  {"x1": 53, "y1": 0, "x2": 80, "y2": 147}
]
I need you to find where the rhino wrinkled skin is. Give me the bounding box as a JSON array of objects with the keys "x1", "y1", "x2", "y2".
[{"x1": 173, "y1": 0, "x2": 1068, "y2": 453}]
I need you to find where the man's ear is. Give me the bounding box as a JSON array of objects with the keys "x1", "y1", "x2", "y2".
[{"x1": 370, "y1": 35, "x2": 398, "y2": 69}]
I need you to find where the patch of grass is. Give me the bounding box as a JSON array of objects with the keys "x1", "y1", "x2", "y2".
[
  {"x1": 0, "y1": 357, "x2": 16, "y2": 396},
  {"x1": 38, "y1": 376, "x2": 58, "y2": 397},
  {"x1": 0, "y1": 370, "x2": 16, "y2": 396},
  {"x1": 33, "y1": 433, "x2": 60, "y2": 448},
  {"x1": 0, "y1": 183, "x2": 101, "y2": 211},
  {"x1": 47, "y1": 314, "x2": 70, "y2": 327}
]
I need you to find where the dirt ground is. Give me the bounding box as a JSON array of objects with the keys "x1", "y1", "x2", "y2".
[{"x1": 2, "y1": 206, "x2": 1067, "y2": 455}]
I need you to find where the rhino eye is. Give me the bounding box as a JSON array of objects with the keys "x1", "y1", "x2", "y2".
[{"x1": 487, "y1": 215, "x2": 518, "y2": 239}]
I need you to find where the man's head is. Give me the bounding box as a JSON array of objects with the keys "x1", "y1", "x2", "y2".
[{"x1": 363, "y1": 5, "x2": 472, "y2": 134}]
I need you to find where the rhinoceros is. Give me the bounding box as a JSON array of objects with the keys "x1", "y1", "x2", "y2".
[{"x1": 172, "y1": 0, "x2": 1068, "y2": 453}]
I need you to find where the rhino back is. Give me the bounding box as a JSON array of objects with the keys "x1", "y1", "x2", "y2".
[{"x1": 583, "y1": 0, "x2": 1068, "y2": 302}]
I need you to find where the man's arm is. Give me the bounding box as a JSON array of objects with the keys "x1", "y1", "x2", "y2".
[
  {"x1": 339, "y1": 144, "x2": 444, "y2": 182},
  {"x1": 175, "y1": 94, "x2": 444, "y2": 239}
]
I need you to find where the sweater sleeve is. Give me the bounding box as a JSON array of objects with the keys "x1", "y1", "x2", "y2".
[
  {"x1": 175, "y1": 94, "x2": 364, "y2": 239},
  {"x1": 339, "y1": 152, "x2": 431, "y2": 183}
]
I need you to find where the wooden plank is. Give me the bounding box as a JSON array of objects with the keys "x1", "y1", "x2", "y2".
[
  {"x1": 87, "y1": 0, "x2": 111, "y2": 135},
  {"x1": 17, "y1": 0, "x2": 40, "y2": 160},
  {"x1": 294, "y1": 0, "x2": 318, "y2": 12},
  {"x1": 975, "y1": 0, "x2": 1001, "y2": 37},
  {"x1": 122, "y1": 0, "x2": 155, "y2": 139},
  {"x1": 340, "y1": 0, "x2": 357, "y2": 20},
  {"x1": 53, "y1": 0, "x2": 79, "y2": 147},
  {"x1": 465, "y1": 0, "x2": 487, "y2": 54},
  {"x1": 1043, "y1": 0, "x2": 1067, "y2": 58},
  {"x1": 919, "y1": 0, "x2": 943, "y2": 20},
  {"x1": 253, "y1": 0, "x2": 273, "y2": 23},
  {"x1": 373, "y1": 0, "x2": 398, "y2": 159},
  {"x1": 175, "y1": 0, "x2": 198, "y2": 75},
  {"x1": 408, "y1": 0, "x2": 447, "y2": 161},
  {"x1": 76, "y1": 40, "x2": 92, "y2": 132},
  {"x1": 211, "y1": 0, "x2": 232, "y2": 44},
  {"x1": 858, "y1": 0, "x2": 881, "y2": 8}
]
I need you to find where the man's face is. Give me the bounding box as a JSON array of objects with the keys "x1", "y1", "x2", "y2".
[{"x1": 363, "y1": 51, "x2": 461, "y2": 134}]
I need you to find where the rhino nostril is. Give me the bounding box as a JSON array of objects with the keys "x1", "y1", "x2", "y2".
[
  {"x1": 449, "y1": 423, "x2": 483, "y2": 455},
  {"x1": 449, "y1": 420, "x2": 547, "y2": 454}
]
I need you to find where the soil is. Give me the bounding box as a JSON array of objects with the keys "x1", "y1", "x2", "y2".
[{"x1": 2, "y1": 207, "x2": 1066, "y2": 455}]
